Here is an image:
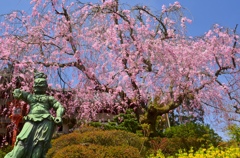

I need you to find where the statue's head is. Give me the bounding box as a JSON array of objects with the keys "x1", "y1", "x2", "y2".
[{"x1": 33, "y1": 72, "x2": 48, "y2": 94}]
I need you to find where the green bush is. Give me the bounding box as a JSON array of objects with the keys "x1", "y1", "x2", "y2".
[
  {"x1": 52, "y1": 144, "x2": 104, "y2": 158},
  {"x1": 47, "y1": 132, "x2": 83, "y2": 158},
  {"x1": 47, "y1": 127, "x2": 146, "y2": 157},
  {"x1": 53, "y1": 144, "x2": 141, "y2": 158},
  {"x1": 76, "y1": 129, "x2": 144, "y2": 148},
  {"x1": 104, "y1": 145, "x2": 141, "y2": 158},
  {"x1": 163, "y1": 123, "x2": 221, "y2": 146},
  {"x1": 0, "y1": 146, "x2": 13, "y2": 158},
  {"x1": 148, "y1": 123, "x2": 222, "y2": 156},
  {"x1": 74, "y1": 125, "x2": 102, "y2": 133}
]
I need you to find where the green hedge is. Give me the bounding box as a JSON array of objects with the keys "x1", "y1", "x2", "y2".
[
  {"x1": 147, "y1": 123, "x2": 222, "y2": 156},
  {"x1": 52, "y1": 144, "x2": 141, "y2": 158},
  {"x1": 47, "y1": 127, "x2": 146, "y2": 157}
]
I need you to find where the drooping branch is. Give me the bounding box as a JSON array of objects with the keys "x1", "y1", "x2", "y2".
[
  {"x1": 214, "y1": 24, "x2": 238, "y2": 77},
  {"x1": 233, "y1": 105, "x2": 240, "y2": 114},
  {"x1": 133, "y1": 6, "x2": 168, "y2": 39},
  {"x1": 215, "y1": 79, "x2": 240, "y2": 105},
  {"x1": 0, "y1": 55, "x2": 106, "y2": 92},
  {"x1": 57, "y1": 68, "x2": 71, "y2": 90},
  {"x1": 231, "y1": 24, "x2": 238, "y2": 68},
  {"x1": 51, "y1": 0, "x2": 77, "y2": 54},
  {"x1": 38, "y1": 60, "x2": 103, "y2": 87},
  {"x1": 104, "y1": 2, "x2": 142, "y2": 105}
]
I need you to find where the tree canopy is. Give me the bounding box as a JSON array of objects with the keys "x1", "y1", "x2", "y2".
[{"x1": 0, "y1": 0, "x2": 239, "y2": 125}]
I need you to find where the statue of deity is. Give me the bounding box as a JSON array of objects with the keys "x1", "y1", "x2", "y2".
[{"x1": 5, "y1": 72, "x2": 65, "y2": 158}]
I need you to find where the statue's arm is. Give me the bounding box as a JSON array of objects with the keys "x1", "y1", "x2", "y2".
[
  {"x1": 13, "y1": 89, "x2": 29, "y2": 102},
  {"x1": 49, "y1": 96, "x2": 65, "y2": 124}
]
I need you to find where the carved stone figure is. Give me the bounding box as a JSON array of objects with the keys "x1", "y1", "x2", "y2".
[{"x1": 5, "y1": 72, "x2": 65, "y2": 158}]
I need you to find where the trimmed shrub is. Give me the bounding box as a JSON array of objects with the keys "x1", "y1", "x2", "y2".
[
  {"x1": 104, "y1": 145, "x2": 142, "y2": 158},
  {"x1": 75, "y1": 130, "x2": 144, "y2": 148},
  {"x1": 52, "y1": 144, "x2": 104, "y2": 158},
  {"x1": 74, "y1": 125, "x2": 102, "y2": 133},
  {"x1": 47, "y1": 127, "x2": 146, "y2": 157},
  {"x1": 53, "y1": 144, "x2": 141, "y2": 158},
  {"x1": 47, "y1": 132, "x2": 83, "y2": 158}
]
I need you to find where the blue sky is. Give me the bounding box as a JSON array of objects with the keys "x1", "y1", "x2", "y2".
[{"x1": 0, "y1": 0, "x2": 239, "y2": 36}]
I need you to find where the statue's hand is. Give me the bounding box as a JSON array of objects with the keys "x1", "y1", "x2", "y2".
[
  {"x1": 54, "y1": 117, "x2": 62, "y2": 124},
  {"x1": 13, "y1": 89, "x2": 21, "y2": 98}
]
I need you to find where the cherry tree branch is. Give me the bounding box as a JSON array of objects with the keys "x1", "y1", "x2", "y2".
[
  {"x1": 133, "y1": 6, "x2": 168, "y2": 39},
  {"x1": 233, "y1": 105, "x2": 240, "y2": 114},
  {"x1": 231, "y1": 24, "x2": 238, "y2": 68}
]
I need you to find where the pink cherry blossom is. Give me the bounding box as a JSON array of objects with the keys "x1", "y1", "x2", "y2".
[{"x1": 0, "y1": 0, "x2": 239, "y2": 127}]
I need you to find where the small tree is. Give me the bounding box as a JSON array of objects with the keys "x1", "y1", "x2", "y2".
[{"x1": 90, "y1": 109, "x2": 141, "y2": 133}]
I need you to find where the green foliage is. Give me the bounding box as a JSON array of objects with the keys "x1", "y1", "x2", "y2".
[
  {"x1": 47, "y1": 132, "x2": 82, "y2": 158},
  {"x1": 0, "y1": 146, "x2": 13, "y2": 157},
  {"x1": 52, "y1": 144, "x2": 141, "y2": 158},
  {"x1": 52, "y1": 144, "x2": 104, "y2": 158},
  {"x1": 147, "y1": 123, "x2": 222, "y2": 156},
  {"x1": 227, "y1": 124, "x2": 240, "y2": 144},
  {"x1": 47, "y1": 127, "x2": 146, "y2": 158},
  {"x1": 141, "y1": 123, "x2": 151, "y2": 137},
  {"x1": 163, "y1": 123, "x2": 222, "y2": 147},
  {"x1": 113, "y1": 109, "x2": 141, "y2": 133},
  {"x1": 74, "y1": 125, "x2": 103, "y2": 133},
  {"x1": 89, "y1": 121, "x2": 125, "y2": 131},
  {"x1": 90, "y1": 109, "x2": 141, "y2": 133}
]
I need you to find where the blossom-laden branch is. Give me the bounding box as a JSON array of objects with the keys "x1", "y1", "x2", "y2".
[{"x1": 0, "y1": 0, "x2": 239, "y2": 123}]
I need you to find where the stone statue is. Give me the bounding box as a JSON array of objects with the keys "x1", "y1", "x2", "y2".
[{"x1": 5, "y1": 72, "x2": 65, "y2": 158}]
